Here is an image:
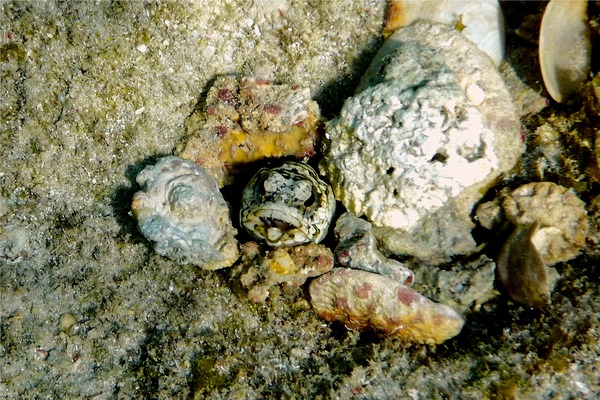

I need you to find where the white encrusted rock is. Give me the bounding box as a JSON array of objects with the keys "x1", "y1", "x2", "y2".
[
  {"x1": 132, "y1": 156, "x2": 239, "y2": 269},
  {"x1": 320, "y1": 21, "x2": 523, "y2": 263}
]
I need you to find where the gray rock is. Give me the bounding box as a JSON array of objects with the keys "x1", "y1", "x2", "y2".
[
  {"x1": 334, "y1": 212, "x2": 414, "y2": 285},
  {"x1": 132, "y1": 156, "x2": 239, "y2": 269}
]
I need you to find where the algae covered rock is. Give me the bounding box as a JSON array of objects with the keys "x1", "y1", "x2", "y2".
[
  {"x1": 177, "y1": 76, "x2": 322, "y2": 187},
  {"x1": 132, "y1": 156, "x2": 239, "y2": 269},
  {"x1": 320, "y1": 21, "x2": 523, "y2": 263}
]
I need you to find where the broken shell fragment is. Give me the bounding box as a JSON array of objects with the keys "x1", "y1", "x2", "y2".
[
  {"x1": 236, "y1": 241, "x2": 333, "y2": 303},
  {"x1": 334, "y1": 212, "x2": 414, "y2": 285},
  {"x1": 539, "y1": 0, "x2": 591, "y2": 102},
  {"x1": 502, "y1": 182, "x2": 588, "y2": 266},
  {"x1": 479, "y1": 182, "x2": 589, "y2": 307},
  {"x1": 384, "y1": 0, "x2": 505, "y2": 66},
  {"x1": 309, "y1": 268, "x2": 465, "y2": 344},
  {"x1": 497, "y1": 222, "x2": 560, "y2": 308},
  {"x1": 131, "y1": 156, "x2": 239, "y2": 269}
]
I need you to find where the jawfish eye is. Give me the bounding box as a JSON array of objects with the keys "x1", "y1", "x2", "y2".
[{"x1": 303, "y1": 191, "x2": 316, "y2": 207}]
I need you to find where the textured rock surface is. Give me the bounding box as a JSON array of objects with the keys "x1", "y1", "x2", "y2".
[
  {"x1": 502, "y1": 182, "x2": 589, "y2": 266},
  {"x1": 234, "y1": 241, "x2": 333, "y2": 303},
  {"x1": 321, "y1": 21, "x2": 524, "y2": 263},
  {"x1": 176, "y1": 76, "x2": 321, "y2": 187},
  {"x1": 132, "y1": 156, "x2": 239, "y2": 269},
  {"x1": 2, "y1": 2, "x2": 600, "y2": 399},
  {"x1": 413, "y1": 255, "x2": 498, "y2": 314}
]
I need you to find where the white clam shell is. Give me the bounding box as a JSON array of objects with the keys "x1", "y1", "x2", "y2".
[
  {"x1": 385, "y1": 0, "x2": 505, "y2": 66},
  {"x1": 539, "y1": 0, "x2": 591, "y2": 103}
]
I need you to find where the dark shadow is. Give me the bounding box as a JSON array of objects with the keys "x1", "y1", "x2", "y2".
[
  {"x1": 314, "y1": 36, "x2": 384, "y2": 119},
  {"x1": 500, "y1": 1, "x2": 548, "y2": 96},
  {"x1": 110, "y1": 153, "x2": 172, "y2": 239}
]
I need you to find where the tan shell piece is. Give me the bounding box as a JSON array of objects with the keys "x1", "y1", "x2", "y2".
[
  {"x1": 309, "y1": 268, "x2": 465, "y2": 344},
  {"x1": 497, "y1": 222, "x2": 559, "y2": 308},
  {"x1": 539, "y1": 0, "x2": 591, "y2": 103},
  {"x1": 384, "y1": 0, "x2": 505, "y2": 66},
  {"x1": 502, "y1": 182, "x2": 588, "y2": 266}
]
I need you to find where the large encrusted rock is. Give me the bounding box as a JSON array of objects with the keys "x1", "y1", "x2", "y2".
[
  {"x1": 131, "y1": 156, "x2": 239, "y2": 269},
  {"x1": 320, "y1": 21, "x2": 523, "y2": 263}
]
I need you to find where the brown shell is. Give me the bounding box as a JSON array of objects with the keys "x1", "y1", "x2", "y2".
[
  {"x1": 309, "y1": 268, "x2": 464, "y2": 344},
  {"x1": 497, "y1": 222, "x2": 559, "y2": 308}
]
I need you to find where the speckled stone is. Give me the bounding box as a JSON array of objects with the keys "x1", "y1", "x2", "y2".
[{"x1": 309, "y1": 268, "x2": 465, "y2": 344}]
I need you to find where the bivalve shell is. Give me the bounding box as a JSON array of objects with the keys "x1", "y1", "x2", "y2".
[
  {"x1": 539, "y1": 0, "x2": 591, "y2": 102},
  {"x1": 384, "y1": 0, "x2": 505, "y2": 66}
]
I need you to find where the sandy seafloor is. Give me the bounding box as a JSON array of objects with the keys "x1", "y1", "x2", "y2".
[{"x1": 1, "y1": 1, "x2": 600, "y2": 399}]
